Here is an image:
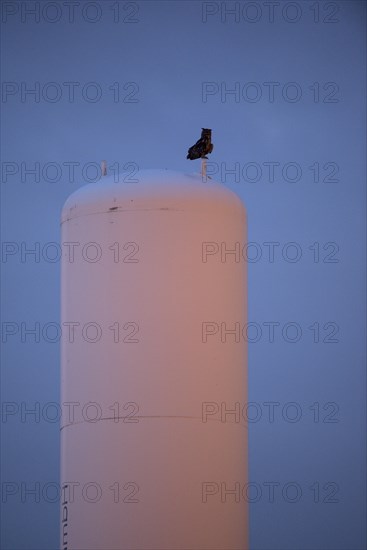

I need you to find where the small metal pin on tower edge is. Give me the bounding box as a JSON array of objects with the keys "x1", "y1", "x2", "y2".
[{"x1": 101, "y1": 160, "x2": 107, "y2": 177}]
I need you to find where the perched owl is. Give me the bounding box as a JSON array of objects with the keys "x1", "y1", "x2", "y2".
[{"x1": 187, "y1": 128, "x2": 214, "y2": 160}]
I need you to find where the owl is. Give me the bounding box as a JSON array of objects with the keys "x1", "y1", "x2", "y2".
[{"x1": 187, "y1": 128, "x2": 214, "y2": 160}]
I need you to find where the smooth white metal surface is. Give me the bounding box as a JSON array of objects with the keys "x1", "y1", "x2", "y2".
[{"x1": 60, "y1": 169, "x2": 248, "y2": 549}]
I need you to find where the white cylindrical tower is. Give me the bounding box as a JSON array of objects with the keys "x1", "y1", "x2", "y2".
[{"x1": 60, "y1": 169, "x2": 248, "y2": 550}]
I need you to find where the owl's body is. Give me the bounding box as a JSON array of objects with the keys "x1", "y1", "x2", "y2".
[{"x1": 187, "y1": 128, "x2": 214, "y2": 160}]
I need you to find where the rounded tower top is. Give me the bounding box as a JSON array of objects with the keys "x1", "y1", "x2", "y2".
[{"x1": 61, "y1": 169, "x2": 246, "y2": 224}]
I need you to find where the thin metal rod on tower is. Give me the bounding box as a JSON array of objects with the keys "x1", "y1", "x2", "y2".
[{"x1": 201, "y1": 158, "x2": 206, "y2": 180}]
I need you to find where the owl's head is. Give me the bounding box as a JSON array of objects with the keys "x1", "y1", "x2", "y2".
[{"x1": 201, "y1": 128, "x2": 212, "y2": 137}]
